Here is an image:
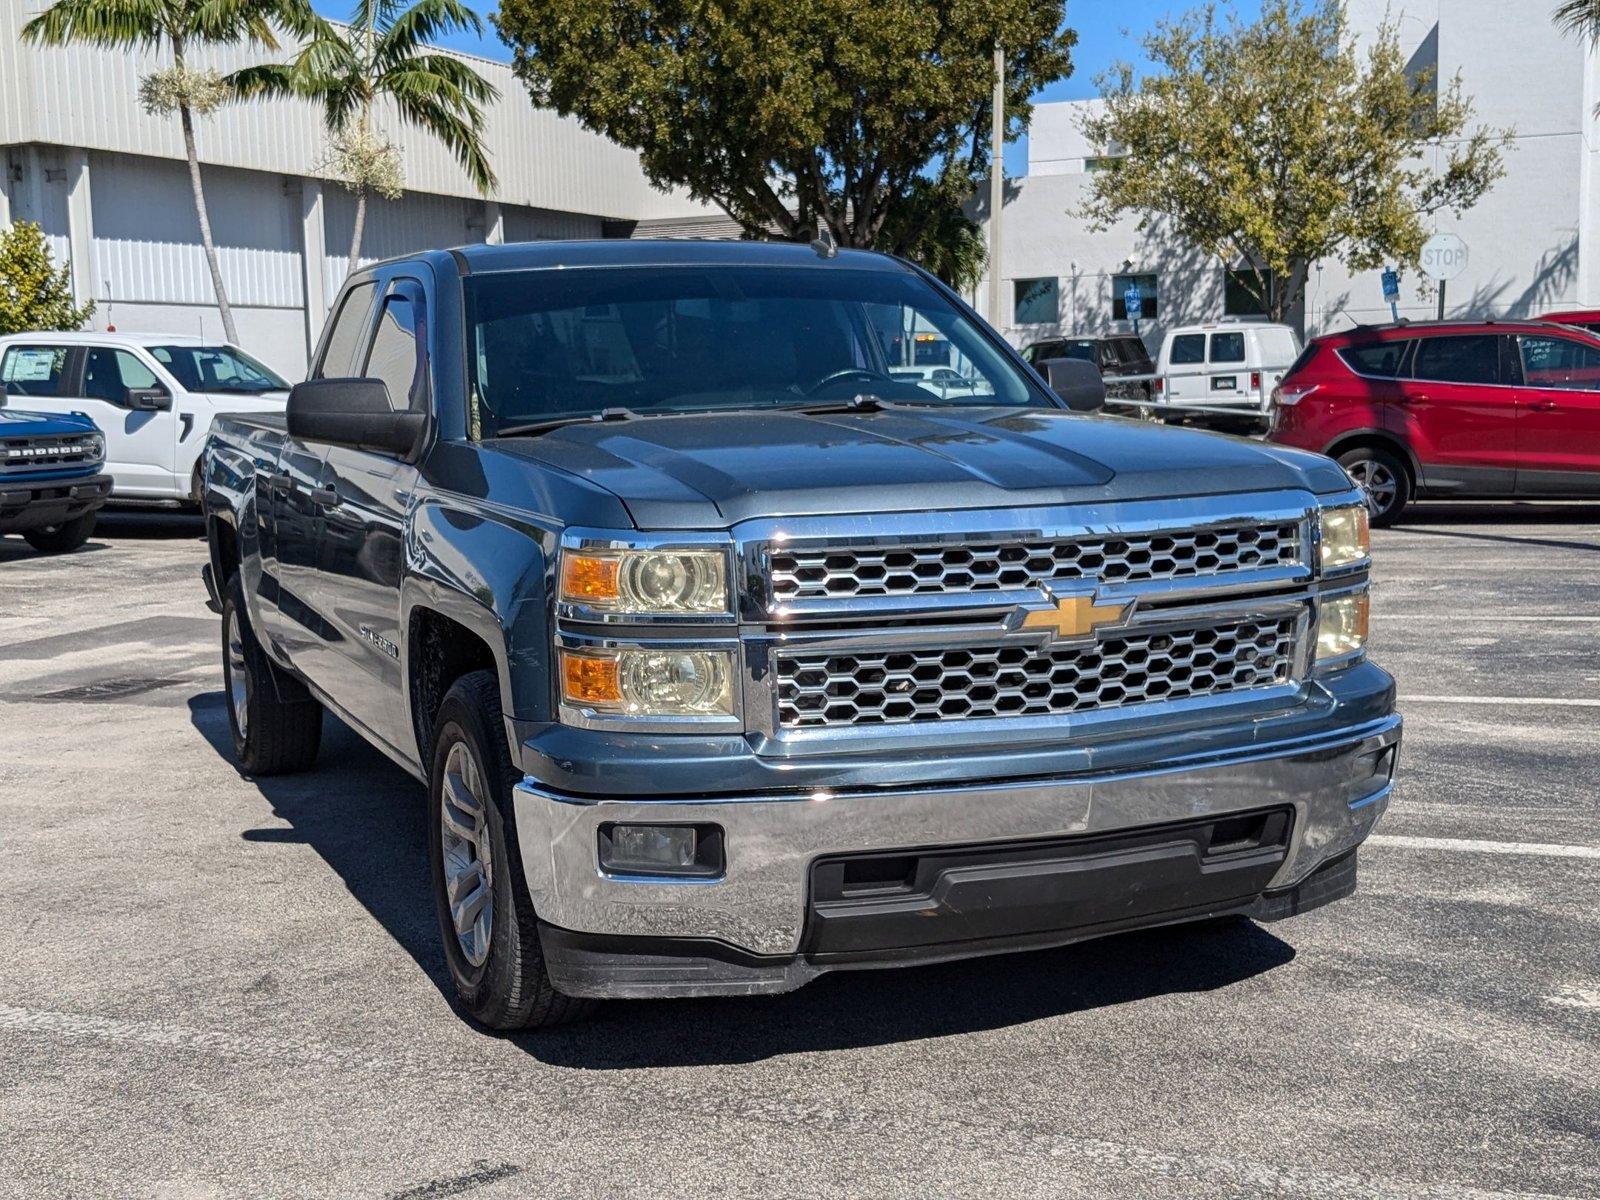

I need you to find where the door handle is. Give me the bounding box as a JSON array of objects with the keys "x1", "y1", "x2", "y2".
[
  {"x1": 309, "y1": 486, "x2": 339, "y2": 507},
  {"x1": 263, "y1": 472, "x2": 293, "y2": 493},
  {"x1": 1530, "y1": 400, "x2": 1559, "y2": 412}
]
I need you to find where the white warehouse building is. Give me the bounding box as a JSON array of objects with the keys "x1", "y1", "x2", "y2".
[
  {"x1": 976, "y1": 0, "x2": 1600, "y2": 350},
  {"x1": 0, "y1": 0, "x2": 726, "y2": 376}
]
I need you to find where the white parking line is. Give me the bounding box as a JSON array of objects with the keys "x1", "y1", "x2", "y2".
[
  {"x1": 1380, "y1": 615, "x2": 1600, "y2": 623},
  {"x1": 1368, "y1": 835, "x2": 1600, "y2": 860},
  {"x1": 1400, "y1": 695, "x2": 1600, "y2": 708}
]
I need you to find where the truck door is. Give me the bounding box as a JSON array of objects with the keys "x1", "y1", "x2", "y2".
[
  {"x1": 306, "y1": 276, "x2": 429, "y2": 758},
  {"x1": 257, "y1": 282, "x2": 377, "y2": 663},
  {"x1": 1509, "y1": 331, "x2": 1600, "y2": 496}
]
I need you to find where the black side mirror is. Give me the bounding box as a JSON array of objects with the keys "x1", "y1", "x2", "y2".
[
  {"x1": 287, "y1": 378, "x2": 426, "y2": 458},
  {"x1": 1039, "y1": 357, "x2": 1107, "y2": 413},
  {"x1": 126, "y1": 387, "x2": 172, "y2": 411}
]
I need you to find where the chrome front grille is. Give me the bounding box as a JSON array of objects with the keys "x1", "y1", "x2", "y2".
[
  {"x1": 767, "y1": 520, "x2": 1301, "y2": 603},
  {"x1": 0, "y1": 434, "x2": 98, "y2": 475},
  {"x1": 775, "y1": 614, "x2": 1299, "y2": 729}
]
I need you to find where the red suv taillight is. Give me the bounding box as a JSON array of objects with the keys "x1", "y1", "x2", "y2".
[{"x1": 1273, "y1": 383, "x2": 1319, "y2": 406}]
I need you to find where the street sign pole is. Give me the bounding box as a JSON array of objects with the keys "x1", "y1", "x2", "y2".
[{"x1": 1437, "y1": 280, "x2": 1446, "y2": 322}]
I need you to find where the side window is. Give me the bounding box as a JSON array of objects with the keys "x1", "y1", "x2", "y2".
[
  {"x1": 1410, "y1": 336, "x2": 1501, "y2": 385},
  {"x1": 1519, "y1": 336, "x2": 1600, "y2": 390},
  {"x1": 362, "y1": 287, "x2": 427, "y2": 411},
  {"x1": 1, "y1": 345, "x2": 70, "y2": 397},
  {"x1": 1209, "y1": 332, "x2": 1246, "y2": 364},
  {"x1": 83, "y1": 349, "x2": 162, "y2": 405},
  {"x1": 1338, "y1": 342, "x2": 1410, "y2": 378},
  {"x1": 315, "y1": 282, "x2": 376, "y2": 379},
  {"x1": 1169, "y1": 334, "x2": 1205, "y2": 365}
]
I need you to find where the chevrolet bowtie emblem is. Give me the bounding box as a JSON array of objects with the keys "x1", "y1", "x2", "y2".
[{"x1": 1020, "y1": 593, "x2": 1132, "y2": 639}]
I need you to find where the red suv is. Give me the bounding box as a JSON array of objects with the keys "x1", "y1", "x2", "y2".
[{"x1": 1269, "y1": 320, "x2": 1600, "y2": 524}]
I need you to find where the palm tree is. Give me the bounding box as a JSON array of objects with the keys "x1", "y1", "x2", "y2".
[
  {"x1": 232, "y1": 0, "x2": 498, "y2": 275},
  {"x1": 1554, "y1": 0, "x2": 1600, "y2": 39},
  {"x1": 23, "y1": 0, "x2": 307, "y2": 345}
]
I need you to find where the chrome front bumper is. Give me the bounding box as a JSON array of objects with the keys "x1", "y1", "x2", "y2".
[{"x1": 513, "y1": 713, "x2": 1401, "y2": 958}]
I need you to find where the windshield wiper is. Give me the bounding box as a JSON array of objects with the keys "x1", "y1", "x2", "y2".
[{"x1": 492, "y1": 407, "x2": 640, "y2": 439}]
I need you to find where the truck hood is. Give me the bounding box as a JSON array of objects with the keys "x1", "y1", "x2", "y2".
[
  {"x1": 201, "y1": 389, "x2": 289, "y2": 411},
  {"x1": 0, "y1": 406, "x2": 97, "y2": 437},
  {"x1": 493, "y1": 406, "x2": 1349, "y2": 529}
]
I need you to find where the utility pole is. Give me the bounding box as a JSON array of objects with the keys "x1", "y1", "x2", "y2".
[{"x1": 987, "y1": 43, "x2": 1004, "y2": 327}]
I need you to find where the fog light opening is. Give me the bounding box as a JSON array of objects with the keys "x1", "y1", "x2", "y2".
[{"x1": 597, "y1": 823, "x2": 725, "y2": 879}]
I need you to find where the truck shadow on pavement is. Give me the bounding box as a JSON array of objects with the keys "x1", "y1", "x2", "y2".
[{"x1": 189, "y1": 691, "x2": 1297, "y2": 1067}]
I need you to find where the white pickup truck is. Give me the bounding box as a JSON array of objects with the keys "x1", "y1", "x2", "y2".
[{"x1": 0, "y1": 332, "x2": 290, "y2": 504}]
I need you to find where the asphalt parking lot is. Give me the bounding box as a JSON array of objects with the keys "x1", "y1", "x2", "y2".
[{"x1": 1, "y1": 504, "x2": 1597, "y2": 1199}]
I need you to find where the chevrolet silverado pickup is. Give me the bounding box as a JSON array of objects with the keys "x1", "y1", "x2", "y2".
[
  {"x1": 201, "y1": 241, "x2": 1400, "y2": 1030},
  {"x1": 0, "y1": 401, "x2": 110, "y2": 553}
]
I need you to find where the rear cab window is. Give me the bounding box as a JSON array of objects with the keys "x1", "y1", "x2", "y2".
[{"x1": 1, "y1": 345, "x2": 70, "y2": 397}]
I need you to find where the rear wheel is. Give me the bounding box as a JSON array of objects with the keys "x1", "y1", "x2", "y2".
[
  {"x1": 429, "y1": 669, "x2": 591, "y2": 1030},
  {"x1": 1338, "y1": 446, "x2": 1411, "y2": 527},
  {"x1": 222, "y1": 575, "x2": 323, "y2": 774},
  {"x1": 22, "y1": 511, "x2": 97, "y2": 554}
]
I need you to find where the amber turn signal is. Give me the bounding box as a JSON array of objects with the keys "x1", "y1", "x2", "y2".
[
  {"x1": 560, "y1": 650, "x2": 623, "y2": 705},
  {"x1": 560, "y1": 553, "x2": 621, "y2": 603}
]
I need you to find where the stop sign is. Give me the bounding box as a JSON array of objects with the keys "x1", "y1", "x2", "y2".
[{"x1": 1420, "y1": 233, "x2": 1469, "y2": 282}]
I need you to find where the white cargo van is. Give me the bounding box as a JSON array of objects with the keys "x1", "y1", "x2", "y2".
[{"x1": 1155, "y1": 321, "x2": 1300, "y2": 431}]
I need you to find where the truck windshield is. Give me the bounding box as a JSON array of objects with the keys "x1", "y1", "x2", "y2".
[
  {"x1": 463, "y1": 265, "x2": 1050, "y2": 437},
  {"x1": 148, "y1": 345, "x2": 289, "y2": 393}
]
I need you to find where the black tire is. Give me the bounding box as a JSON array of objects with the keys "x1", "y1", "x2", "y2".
[
  {"x1": 222, "y1": 575, "x2": 323, "y2": 775},
  {"x1": 429, "y1": 669, "x2": 591, "y2": 1030},
  {"x1": 1337, "y1": 445, "x2": 1411, "y2": 528},
  {"x1": 22, "y1": 511, "x2": 97, "y2": 554}
]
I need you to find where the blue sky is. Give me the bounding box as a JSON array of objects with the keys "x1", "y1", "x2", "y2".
[{"x1": 309, "y1": 1, "x2": 1261, "y2": 175}]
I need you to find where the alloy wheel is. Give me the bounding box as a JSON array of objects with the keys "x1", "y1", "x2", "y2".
[
  {"x1": 1346, "y1": 458, "x2": 1397, "y2": 518},
  {"x1": 226, "y1": 608, "x2": 250, "y2": 740},
  {"x1": 440, "y1": 740, "x2": 494, "y2": 968}
]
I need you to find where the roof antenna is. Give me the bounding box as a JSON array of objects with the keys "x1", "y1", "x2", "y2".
[{"x1": 810, "y1": 222, "x2": 838, "y2": 260}]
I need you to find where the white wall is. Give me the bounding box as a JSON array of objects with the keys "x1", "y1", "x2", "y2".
[{"x1": 981, "y1": 0, "x2": 1600, "y2": 347}]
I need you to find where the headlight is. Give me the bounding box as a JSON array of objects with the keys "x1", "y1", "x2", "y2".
[
  {"x1": 560, "y1": 548, "x2": 728, "y2": 614},
  {"x1": 85, "y1": 433, "x2": 105, "y2": 460},
  {"x1": 1318, "y1": 503, "x2": 1369, "y2": 570},
  {"x1": 560, "y1": 647, "x2": 735, "y2": 716},
  {"x1": 1316, "y1": 590, "x2": 1369, "y2": 662}
]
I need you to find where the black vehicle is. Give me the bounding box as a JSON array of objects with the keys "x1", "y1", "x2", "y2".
[{"x1": 1023, "y1": 334, "x2": 1157, "y2": 402}]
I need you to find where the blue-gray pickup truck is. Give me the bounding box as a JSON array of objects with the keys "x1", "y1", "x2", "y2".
[{"x1": 201, "y1": 241, "x2": 1399, "y2": 1029}]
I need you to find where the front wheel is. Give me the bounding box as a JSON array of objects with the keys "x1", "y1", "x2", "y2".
[
  {"x1": 221, "y1": 575, "x2": 323, "y2": 774},
  {"x1": 429, "y1": 670, "x2": 591, "y2": 1030},
  {"x1": 22, "y1": 511, "x2": 97, "y2": 554},
  {"x1": 1337, "y1": 446, "x2": 1411, "y2": 527}
]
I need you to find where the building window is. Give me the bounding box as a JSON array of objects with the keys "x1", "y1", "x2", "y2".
[
  {"x1": 1013, "y1": 277, "x2": 1060, "y2": 325},
  {"x1": 1111, "y1": 273, "x2": 1158, "y2": 321},
  {"x1": 1224, "y1": 269, "x2": 1276, "y2": 317}
]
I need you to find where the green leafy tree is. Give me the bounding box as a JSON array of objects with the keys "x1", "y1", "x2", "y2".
[
  {"x1": 1079, "y1": 0, "x2": 1508, "y2": 323},
  {"x1": 23, "y1": 0, "x2": 311, "y2": 345},
  {"x1": 0, "y1": 222, "x2": 96, "y2": 335},
  {"x1": 493, "y1": 0, "x2": 1074, "y2": 283},
  {"x1": 232, "y1": 0, "x2": 498, "y2": 274}
]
